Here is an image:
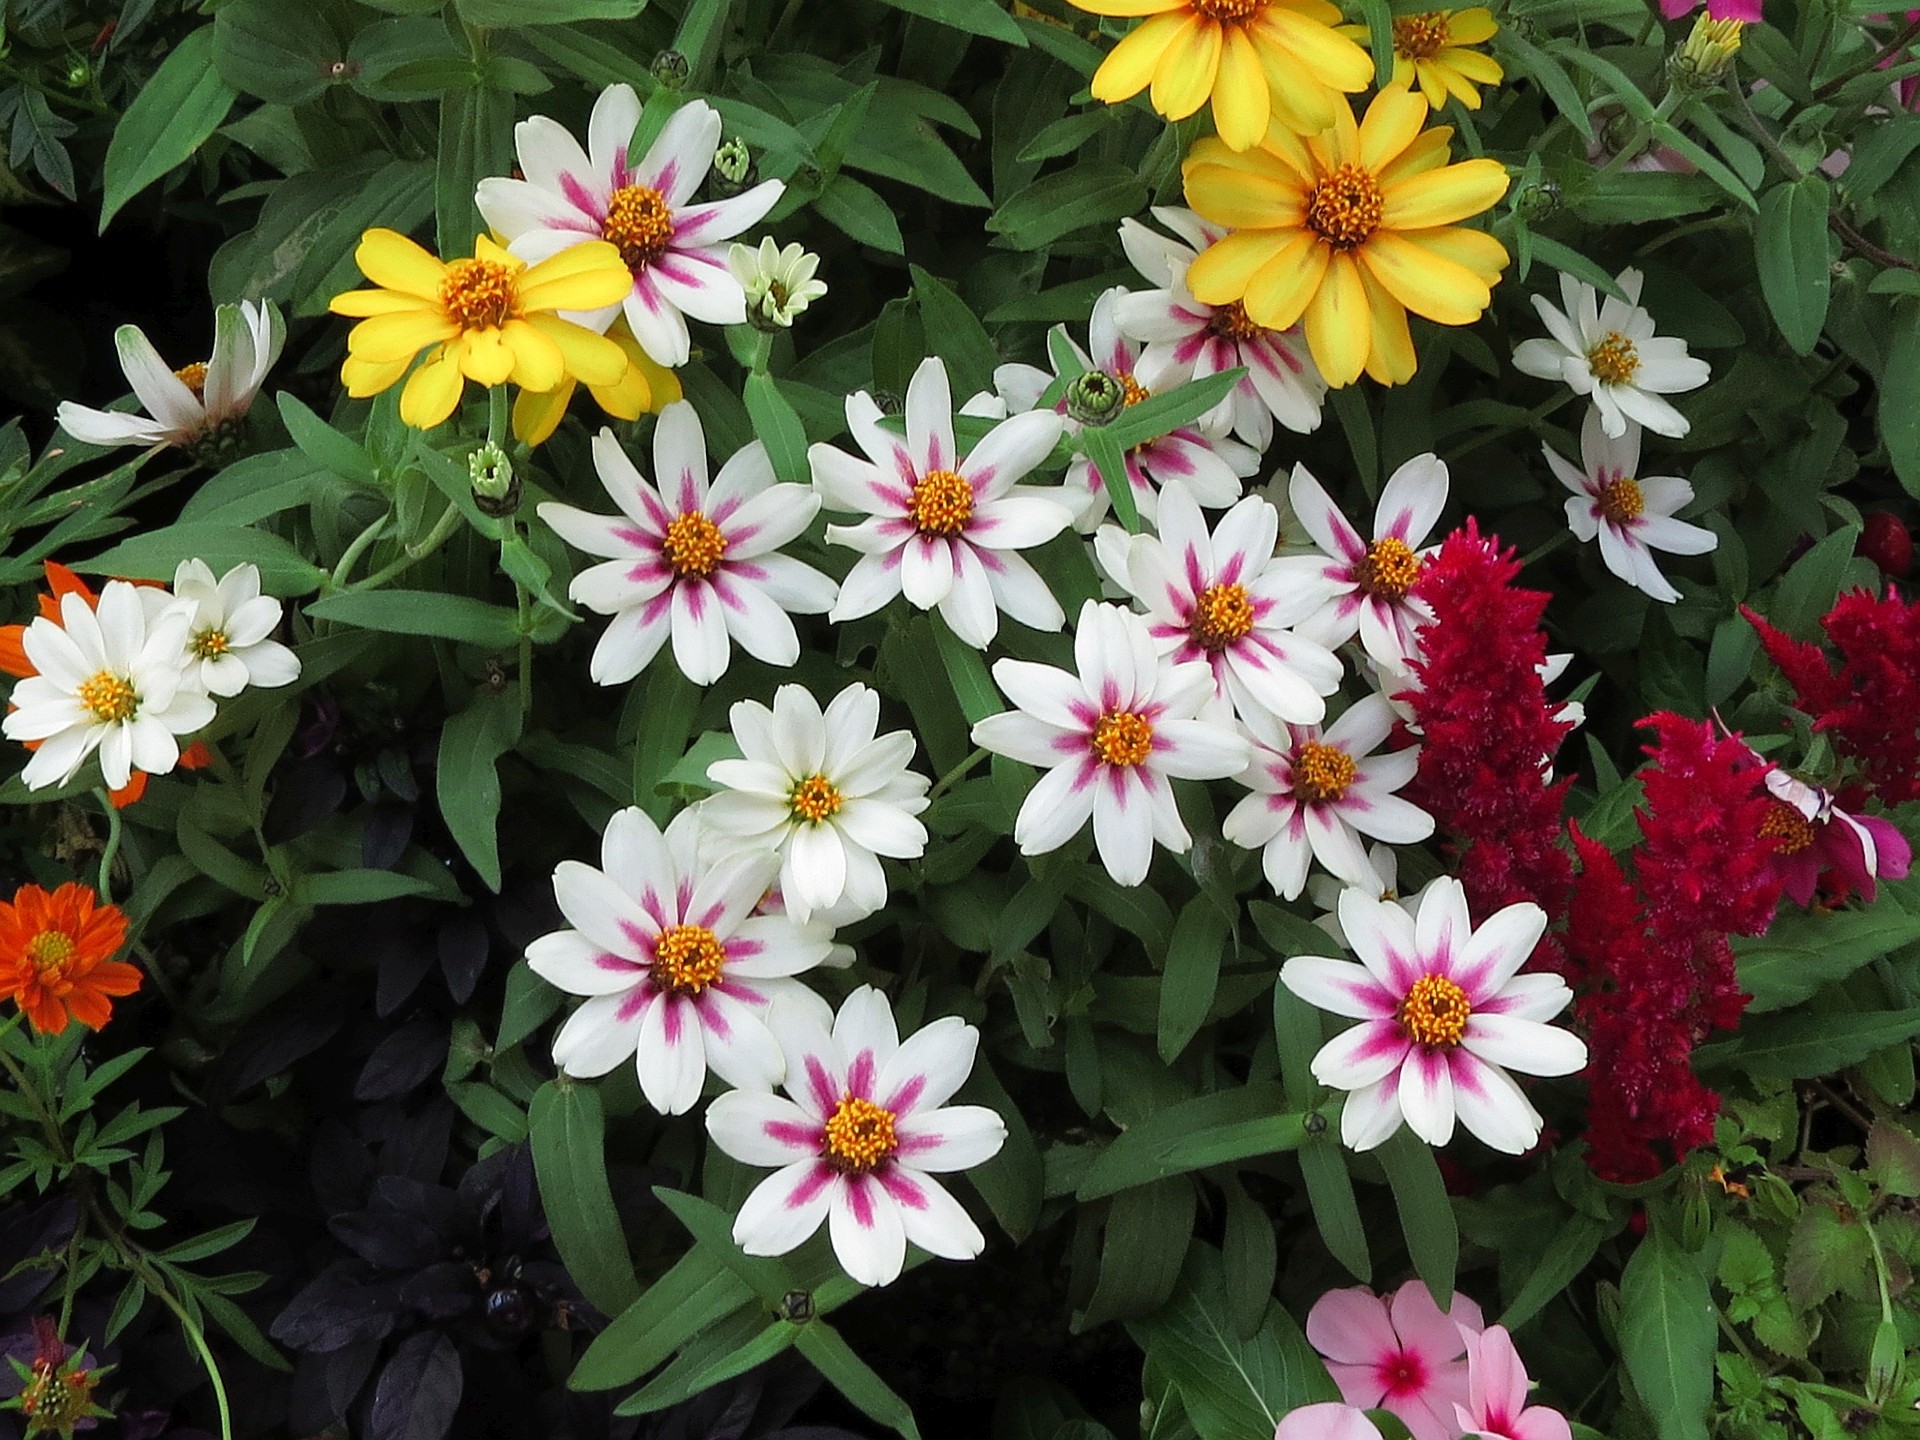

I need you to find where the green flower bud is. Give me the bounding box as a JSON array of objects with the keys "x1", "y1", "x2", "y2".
[
  {"x1": 651, "y1": 50, "x2": 691, "y2": 89},
  {"x1": 1066, "y1": 370, "x2": 1128, "y2": 427},
  {"x1": 469, "y1": 440, "x2": 520, "y2": 517},
  {"x1": 1512, "y1": 179, "x2": 1561, "y2": 223},
  {"x1": 714, "y1": 137, "x2": 752, "y2": 185}
]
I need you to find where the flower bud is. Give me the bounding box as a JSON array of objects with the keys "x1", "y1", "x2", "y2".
[
  {"x1": 712, "y1": 136, "x2": 754, "y2": 195},
  {"x1": 1066, "y1": 370, "x2": 1128, "y2": 426},
  {"x1": 469, "y1": 440, "x2": 520, "y2": 517},
  {"x1": 1512, "y1": 179, "x2": 1562, "y2": 223},
  {"x1": 1670, "y1": 14, "x2": 1743, "y2": 90},
  {"x1": 1859, "y1": 512, "x2": 1913, "y2": 579},
  {"x1": 651, "y1": 49, "x2": 690, "y2": 89},
  {"x1": 729, "y1": 238, "x2": 827, "y2": 333}
]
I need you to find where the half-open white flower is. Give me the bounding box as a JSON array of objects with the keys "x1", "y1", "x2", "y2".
[
  {"x1": 169, "y1": 560, "x2": 299, "y2": 697},
  {"x1": 1545, "y1": 411, "x2": 1716, "y2": 604},
  {"x1": 730, "y1": 238, "x2": 827, "y2": 331},
  {"x1": 1512, "y1": 268, "x2": 1710, "y2": 439}
]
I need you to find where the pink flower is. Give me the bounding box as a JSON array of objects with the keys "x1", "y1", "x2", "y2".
[
  {"x1": 1275, "y1": 1404, "x2": 1384, "y2": 1440},
  {"x1": 1455, "y1": 1326, "x2": 1572, "y2": 1440},
  {"x1": 1659, "y1": 0, "x2": 1761, "y2": 20},
  {"x1": 1758, "y1": 763, "x2": 1912, "y2": 907},
  {"x1": 1305, "y1": 1279, "x2": 1488, "y2": 1440}
]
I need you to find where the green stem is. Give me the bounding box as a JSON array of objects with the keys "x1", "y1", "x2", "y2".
[
  {"x1": 928, "y1": 747, "x2": 988, "y2": 803},
  {"x1": 1446, "y1": 391, "x2": 1574, "y2": 464},
  {"x1": 91, "y1": 789, "x2": 123, "y2": 903},
  {"x1": 1517, "y1": 530, "x2": 1573, "y2": 570},
  {"x1": 1812, "y1": 11, "x2": 1920, "y2": 99},
  {"x1": 507, "y1": 518, "x2": 533, "y2": 720},
  {"x1": 488, "y1": 385, "x2": 509, "y2": 448},
  {"x1": 329, "y1": 510, "x2": 392, "y2": 590},
  {"x1": 350, "y1": 501, "x2": 465, "y2": 591}
]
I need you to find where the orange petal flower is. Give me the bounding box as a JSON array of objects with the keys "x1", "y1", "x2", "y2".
[{"x1": 0, "y1": 883, "x2": 138, "y2": 1035}]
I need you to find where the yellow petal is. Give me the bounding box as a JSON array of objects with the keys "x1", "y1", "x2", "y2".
[
  {"x1": 1358, "y1": 265, "x2": 1416, "y2": 385},
  {"x1": 1438, "y1": 62, "x2": 1484, "y2": 109},
  {"x1": 1093, "y1": 11, "x2": 1191, "y2": 102},
  {"x1": 331, "y1": 289, "x2": 436, "y2": 318},
  {"x1": 459, "y1": 326, "x2": 517, "y2": 387},
  {"x1": 1184, "y1": 229, "x2": 1287, "y2": 304},
  {"x1": 1253, "y1": 122, "x2": 1319, "y2": 182},
  {"x1": 1243, "y1": 229, "x2": 1329, "y2": 331},
  {"x1": 1258, "y1": 8, "x2": 1374, "y2": 90},
  {"x1": 501, "y1": 318, "x2": 568, "y2": 393},
  {"x1": 593, "y1": 333, "x2": 680, "y2": 417},
  {"x1": 1149, "y1": 15, "x2": 1222, "y2": 121},
  {"x1": 1303, "y1": 251, "x2": 1370, "y2": 387},
  {"x1": 1448, "y1": 8, "x2": 1499, "y2": 44},
  {"x1": 1359, "y1": 86, "x2": 1429, "y2": 172},
  {"x1": 345, "y1": 311, "x2": 459, "y2": 363},
  {"x1": 524, "y1": 314, "x2": 628, "y2": 388},
  {"x1": 1377, "y1": 126, "x2": 1454, "y2": 185},
  {"x1": 1270, "y1": 0, "x2": 1345, "y2": 22},
  {"x1": 400, "y1": 349, "x2": 466, "y2": 429},
  {"x1": 1417, "y1": 62, "x2": 1449, "y2": 107},
  {"x1": 513, "y1": 382, "x2": 574, "y2": 447},
  {"x1": 1263, "y1": 64, "x2": 1336, "y2": 134},
  {"x1": 1401, "y1": 224, "x2": 1509, "y2": 283},
  {"x1": 1358, "y1": 229, "x2": 1492, "y2": 325},
  {"x1": 1065, "y1": 0, "x2": 1186, "y2": 16},
  {"x1": 1381, "y1": 156, "x2": 1510, "y2": 229},
  {"x1": 1181, "y1": 160, "x2": 1306, "y2": 228},
  {"x1": 518, "y1": 240, "x2": 633, "y2": 313},
  {"x1": 356, "y1": 228, "x2": 447, "y2": 301},
  {"x1": 341, "y1": 353, "x2": 411, "y2": 399},
  {"x1": 1447, "y1": 49, "x2": 1504, "y2": 84},
  {"x1": 1210, "y1": 24, "x2": 1271, "y2": 150}
]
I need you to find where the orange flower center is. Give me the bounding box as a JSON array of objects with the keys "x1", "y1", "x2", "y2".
[
  {"x1": 822, "y1": 1094, "x2": 899, "y2": 1173},
  {"x1": 1356, "y1": 537, "x2": 1422, "y2": 600},
  {"x1": 908, "y1": 469, "x2": 974, "y2": 537},
  {"x1": 173, "y1": 362, "x2": 208, "y2": 397},
  {"x1": 604, "y1": 184, "x2": 676, "y2": 271},
  {"x1": 191, "y1": 628, "x2": 230, "y2": 658},
  {"x1": 439, "y1": 258, "x2": 518, "y2": 330},
  {"x1": 1189, "y1": 0, "x2": 1266, "y2": 19},
  {"x1": 1393, "y1": 11, "x2": 1453, "y2": 59},
  {"x1": 25, "y1": 930, "x2": 73, "y2": 978},
  {"x1": 1586, "y1": 331, "x2": 1640, "y2": 385},
  {"x1": 1190, "y1": 582, "x2": 1255, "y2": 650},
  {"x1": 789, "y1": 773, "x2": 844, "y2": 824},
  {"x1": 1091, "y1": 711, "x2": 1154, "y2": 767},
  {"x1": 1117, "y1": 370, "x2": 1151, "y2": 407},
  {"x1": 1307, "y1": 164, "x2": 1385, "y2": 250},
  {"x1": 1207, "y1": 301, "x2": 1266, "y2": 341},
  {"x1": 77, "y1": 671, "x2": 137, "y2": 724},
  {"x1": 1400, "y1": 973, "x2": 1471, "y2": 1048},
  {"x1": 651, "y1": 923, "x2": 726, "y2": 995},
  {"x1": 1760, "y1": 801, "x2": 1815, "y2": 855},
  {"x1": 662, "y1": 511, "x2": 728, "y2": 578},
  {"x1": 1292, "y1": 740, "x2": 1357, "y2": 803},
  {"x1": 1597, "y1": 476, "x2": 1644, "y2": 525}
]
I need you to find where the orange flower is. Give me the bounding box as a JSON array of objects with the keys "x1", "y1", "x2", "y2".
[{"x1": 0, "y1": 883, "x2": 138, "y2": 1035}]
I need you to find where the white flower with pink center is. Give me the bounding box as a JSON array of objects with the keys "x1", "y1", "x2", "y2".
[
  {"x1": 1279, "y1": 877, "x2": 1587, "y2": 1154},
  {"x1": 538, "y1": 403, "x2": 836, "y2": 686},
  {"x1": 527, "y1": 806, "x2": 836, "y2": 1116},
  {"x1": 1306, "y1": 1279, "x2": 1487, "y2": 1440},
  {"x1": 476, "y1": 87, "x2": 784, "y2": 368},
  {"x1": 707, "y1": 986, "x2": 1006, "y2": 1288},
  {"x1": 1111, "y1": 208, "x2": 1326, "y2": 451},
  {"x1": 1545, "y1": 411, "x2": 1717, "y2": 605},
  {"x1": 1290, "y1": 454, "x2": 1450, "y2": 673},
  {"x1": 1223, "y1": 693, "x2": 1433, "y2": 902},
  {"x1": 811, "y1": 356, "x2": 1071, "y2": 649},
  {"x1": 970, "y1": 601, "x2": 1250, "y2": 886},
  {"x1": 1108, "y1": 478, "x2": 1343, "y2": 731},
  {"x1": 1454, "y1": 1325, "x2": 1574, "y2": 1440}
]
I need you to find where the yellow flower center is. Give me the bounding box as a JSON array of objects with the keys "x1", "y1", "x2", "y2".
[
  {"x1": 789, "y1": 774, "x2": 844, "y2": 824},
  {"x1": 1190, "y1": 0, "x2": 1266, "y2": 20},
  {"x1": 604, "y1": 184, "x2": 676, "y2": 271},
  {"x1": 662, "y1": 511, "x2": 728, "y2": 578},
  {"x1": 1190, "y1": 582, "x2": 1255, "y2": 650},
  {"x1": 439, "y1": 258, "x2": 518, "y2": 331},
  {"x1": 77, "y1": 671, "x2": 137, "y2": 724},
  {"x1": 1393, "y1": 11, "x2": 1453, "y2": 59},
  {"x1": 1291, "y1": 740, "x2": 1357, "y2": 803},
  {"x1": 1207, "y1": 301, "x2": 1266, "y2": 342},
  {"x1": 1586, "y1": 331, "x2": 1640, "y2": 386},
  {"x1": 25, "y1": 930, "x2": 73, "y2": 978},
  {"x1": 191, "y1": 628, "x2": 230, "y2": 658},
  {"x1": 1356, "y1": 537, "x2": 1422, "y2": 600},
  {"x1": 1760, "y1": 801, "x2": 1815, "y2": 855},
  {"x1": 822, "y1": 1093, "x2": 899, "y2": 1173},
  {"x1": 908, "y1": 469, "x2": 974, "y2": 537},
  {"x1": 1400, "y1": 973, "x2": 1471, "y2": 1048},
  {"x1": 1597, "y1": 476, "x2": 1644, "y2": 525},
  {"x1": 1306, "y1": 164, "x2": 1385, "y2": 251},
  {"x1": 1117, "y1": 370, "x2": 1151, "y2": 407},
  {"x1": 1091, "y1": 711, "x2": 1154, "y2": 767},
  {"x1": 650, "y1": 923, "x2": 726, "y2": 995},
  {"x1": 173, "y1": 361, "x2": 208, "y2": 397},
  {"x1": 20, "y1": 1369, "x2": 92, "y2": 1427}
]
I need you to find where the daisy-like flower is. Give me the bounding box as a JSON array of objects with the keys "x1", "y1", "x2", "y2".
[
  {"x1": 168, "y1": 560, "x2": 299, "y2": 698},
  {"x1": 5, "y1": 1317, "x2": 112, "y2": 1435},
  {"x1": 1279, "y1": 877, "x2": 1587, "y2": 1153},
  {"x1": 1114, "y1": 209, "x2": 1326, "y2": 450},
  {"x1": 1182, "y1": 88, "x2": 1510, "y2": 387},
  {"x1": 1343, "y1": 8, "x2": 1504, "y2": 110},
  {"x1": 703, "y1": 684, "x2": 931, "y2": 924},
  {"x1": 2, "y1": 582, "x2": 214, "y2": 792},
  {"x1": 1064, "y1": 0, "x2": 1372, "y2": 149},
  {"x1": 476, "y1": 87, "x2": 785, "y2": 368},
  {"x1": 731, "y1": 238, "x2": 828, "y2": 332},
  {"x1": 1290, "y1": 454, "x2": 1449, "y2": 672},
  {"x1": 329, "y1": 229, "x2": 632, "y2": 429},
  {"x1": 811, "y1": 356, "x2": 1072, "y2": 647},
  {"x1": 56, "y1": 300, "x2": 283, "y2": 455},
  {"x1": 1307, "y1": 1279, "x2": 1487, "y2": 1440},
  {"x1": 1454, "y1": 1326, "x2": 1574, "y2": 1440},
  {"x1": 1545, "y1": 411, "x2": 1717, "y2": 604},
  {"x1": 708, "y1": 986, "x2": 1006, "y2": 1288},
  {"x1": 971, "y1": 601, "x2": 1250, "y2": 886},
  {"x1": 1512, "y1": 268, "x2": 1711, "y2": 439},
  {"x1": 1107, "y1": 479, "x2": 1343, "y2": 729},
  {"x1": 0, "y1": 882, "x2": 138, "y2": 1036},
  {"x1": 1756, "y1": 762, "x2": 1912, "y2": 907},
  {"x1": 513, "y1": 317, "x2": 681, "y2": 446},
  {"x1": 1223, "y1": 692, "x2": 1432, "y2": 900},
  {"x1": 527, "y1": 805, "x2": 837, "y2": 1115},
  {"x1": 1310, "y1": 840, "x2": 1425, "y2": 948},
  {"x1": 538, "y1": 404, "x2": 836, "y2": 686}
]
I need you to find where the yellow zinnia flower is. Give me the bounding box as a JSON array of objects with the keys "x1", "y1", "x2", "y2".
[
  {"x1": 1181, "y1": 88, "x2": 1511, "y2": 388},
  {"x1": 1341, "y1": 8, "x2": 1503, "y2": 110},
  {"x1": 1069, "y1": 0, "x2": 1374, "y2": 149},
  {"x1": 512, "y1": 319, "x2": 683, "y2": 446},
  {"x1": 330, "y1": 229, "x2": 633, "y2": 430}
]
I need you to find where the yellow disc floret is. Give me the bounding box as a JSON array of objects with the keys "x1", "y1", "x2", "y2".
[
  {"x1": 822, "y1": 1094, "x2": 899, "y2": 1173},
  {"x1": 1760, "y1": 802, "x2": 1816, "y2": 855},
  {"x1": 77, "y1": 671, "x2": 137, "y2": 724},
  {"x1": 651, "y1": 924, "x2": 727, "y2": 995},
  {"x1": 1586, "y1": 332, "x2": 1640, "y2": 386},
  {"x1": 662, "y1": 512, "x2": 728, "y2": 578},
  {"x1": 603, "y1": 185, "x2": 676, "y2": 271},
  {"x1": 1597, "y1": 477, "x2": 1644, "y2": 526},
  {"x1": 1400, "y1": 973, "x2": 1471, "y2": 1048},
  {"x1": 789, "y1": 774, "x2": 844, "y2": 824},
  {"x1": 908, "y1": 469, "x2": 974, "y2": 537},
  {"x1": 1292, "y1": 741, "x2": 1357, "y2": 804},
  {"x1": 1190, "y1": 582, "x2": 1256, "y2": 650},
  {"x1": 1356, "y1": 537, "x2": 1423, "y2": 600},
  {"x1": 1091, "y1": 712, "x2": 1154, "y2": 767},
  {"x1": 1393, "y1": 11, "x2": 1452, "y2": 59},
  {"x1": 1306, "y1": 164, "x2": 1385, "y2": 251},
  {"x1": 25, "y1": 930, "x2": 73, "y2": 977},
  {"x1": 438, "y1": 258, "x2": 518, "y2": 330}
]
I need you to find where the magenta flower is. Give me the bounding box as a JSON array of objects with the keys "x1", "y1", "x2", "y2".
[
  {"x1": 1658, "y1": 0, "x2": 1760, "y2": 20},
  {"x1": 1455, "y1": 1326, "x2": 1573, "y2": 1440},
  {"x1": 1305, "y1": 1279, "x2": 1487, "y2": 1440},
  {"x1": 1758, "y1": 765, "x2": 1912, "y2": 907}
]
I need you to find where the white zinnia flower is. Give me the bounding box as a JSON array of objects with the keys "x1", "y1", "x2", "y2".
[
  {"x1": 56, "y1": 300, "x2": 282, "y2": 452},
  {"x1": 476, "y1": 87, "x2": 784, "y2": 367},
  {"x1": 1544, "y1": 411, "x2": 1717, "y2": 605},
  {"x1": 811, "y1": 356, "x2": 1071, "y2": 649},
  {"x1": 709, "y1": 986, "x2": 1006, "y2": 1288},
  {"x1": 703, "y1": 683, "x2": 931, "y2": 924},
  {"x1": 1512, "y1": 268, "x2": 1711, "y2": 439},
  {"x1": 3, "y1": 582, "x2": 215, "y2": 791},
  {"x1": 1280, "y1": 877, "x2": 1587, "y2": 1154},
  {"x1": 538, "y1": 404, "x2": 836, "y2": 686},
  {"x1": 528, "y1": 805, "x2": 837, "y2": 1115},
  {"x1": 730, "y1": 238, "x2": 827, "y2": 330},
  {"x1": 971, "y1": 600, "x2": 1250, "y2": 886},
  {"x1": 1309, "y1": 842, "x2": 1435, "y2": 950},
  {"x1": 169, "y1": 560, "x2": 299, "y2": 697}
]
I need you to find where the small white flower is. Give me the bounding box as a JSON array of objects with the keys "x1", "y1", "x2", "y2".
[
  {"x1": 3, "y1": 582, "x2": 215, "y2": 791},
  {"x1": 1223, "y1": 693, "x2": 1433, "y2": 901},
  {"x1": 971, "y1": 600, "x2": 1250, "y2": 886},
  {"x1": 1544, "y1": 411, "x2": 1716, "y2": 604},
  {"x1": 539, "y1": 404, "x2": 835, "y2": 686},
  {"x1": 1309, "y1": 842, "x2": 1435, "y2": 950},
  {"x1": 812, "y1": 356, "x2": 1071, "y2": 649},
  {"x1": 708, "y1": 985, "x2": 1006, "y2": 1288},
  {"x1": 703, "y1": 683, "x2": 931, "y2": 924},
  {"x1": 1112, "y1": 208, "x2": 1326, "y2": 450},
  {"x1": 729, "y1": 238, "x2": 827, "y2": 330},
  {"x1": 476, "y1": 87, "x2": 784, "y2": 367},
  {"x1": 528, "y1": 805, "x2": 838, "y2": 1115},
  {"x1": 57, "y1": 301, "x2": 282, "y2": 451},
  {"x1": 1513, "y1": 267, "x2": 1711, "y2": 439},
  {"x1": 1280, "y1": 877, "x2": 1587, "y2": 1154},
  {"x1": 169, "y1": 561, "x2": 299, "y2": 698}
]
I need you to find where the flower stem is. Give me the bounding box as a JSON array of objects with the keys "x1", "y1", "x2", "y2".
[
  {"x1": 928, "y1": 747, "x2": 988, "y2": 802},
  {"x1": 91, "y1": 789, "x2": 123, "y2": 902},
  {"x1": 487, "y1": 384, "x2": 509, "y2": 448},
  {"x1": 329, "y1": 510, "x2": 392, "y2": 590},
  {"x1": 350, "y1": 500, "x2": 465, "y2": 591}
]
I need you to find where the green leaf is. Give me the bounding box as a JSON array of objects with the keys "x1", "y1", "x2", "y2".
[
  {"x1": 276, "y1": 394, "x2": 379, "y2": 485},
  {"x1": 655, "y1": 1188, "x2": 793, "y2": 1305},
  {"x1": 1735, "y1": 888, "x2": 1920, "y2": 1012},
  {"x1": 987, "y1": 163, "x2": 1148, "y2": 251},
  {"x1": 437, "y1": 82, "x2": 513, "y2": 256},
  {"x1": 295, "y1": 869, "x2": 439, "y2": 905},
  {"x1": 910, "y1": 266, "x2": 1002, "y2": 403},
  {"x1": 1159, "y1": 898, "x2": 1230, "y2": 1063},
  {"x1": 1297, "y1": 1143, "x2": 1370, "y2": 1284},
  {"x1": 1080, "y1": 425, "x2": 1139, "y2": 533},
  {"x1": 1220, "y1": 1179, "x2": 1278, "y2": 1339},
  {"x1": 814, "y1": 175, "x2": 905, "y2": 254},
  {"x1": 742, "y1": 374, "x2": 810, "y2": 488},
  {"x1": 1755, "y1": 177, "x2": 1833, "y2": 356},
  {"x1": 1888, "y1": 301, "x2": 1920, "y2": 498},
  {"x1": 1618, "y1": 1227, "x2": 1715, "y2": 1440},
  {"x1": 213, "y1": 0, "x2": 344, "y2": 106},
  {"x1": 871, "y1": 0, "x2": 1024, "y2": 43},
  {"x1": 934, "y1": 614, "x2": 1004, "y2": 723},
  {"x1": 455, "y1": 0, "x2": 646, "y2": 21},
  {"x1": 436, "y1": 687, "x2": 523, "y2": 891},
  {"x1": 571, "y1": 1249, "x2": 754, "y2": 1391},
  {"x1": 306, "y1": 590, "x2": 523, "y2": 647},
  {"x1": 1079, "y1": 1178, "x2": 1198, "y2": 1328},
  {"x1": 631, "y1": 663, "x2": 702, "y2": 820},
  {"x1": 1498, "y1": 1210, "x2": 1619, "y2": 1330},
  {"x1": 1077, "y1": 1084, "x2": 1302, "y2": 1200},
  {"x1": 1769, "y1": 524, "x2": 1862, "y2": 638},
  {"x1": 529, "y1": 1083, "x2": 641, "y2": 1317},
  {"x1": 794, "y1": 1324, "x2": 923, "y2": 1440},
  {"x1": 101, "y1": 28, "x2": 236, "y2": 231},
  {"x1": 1696, "y1": 1006, "x2": 1920, "y2": 1079},
  {"x1": 960, "y1": 1053, "x2": 1044, "y2": 1240},
  {"x1": 1376, "y1": 1129, "x2": 1457, "y2": 1307},
  {"x1": 1100, "y1": 371, "x2": 1243, "y2": 453},
  {"x1": 82, "y1": 523, "x2": 326, "y2": 595}
]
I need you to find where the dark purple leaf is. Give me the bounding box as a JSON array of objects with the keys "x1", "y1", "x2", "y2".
[
  {"x1": 217, "y1": 994, "x2": 352, "y2": 1100},
  {"x1": 329, "y1": 1210, "x2": 444, "y2": 1272},
  {"x1": 264, "y1": 757, "x2": 349, "y2": 843},
  {"x1": 270, "y1": 1263, "x2": 401, "y2": 1354},
  {"x1": 375, "y1": 933, "x2": 436, "y2": 1018},
  {"x1": 0, "y1": 1197, "x2": 76, "y2": 1312},
  {"x1": 436, "y1": 911, "x2": 490, "y2": 1004},
  {"x1": 367, "y1": 1331, "x2": 463, "y2": 1440},
  {"x1": 355, "y1": 1019, "x2": 449, "y2": 1101},
  {"x1": 398, "y1": 1261, "x2": 476, "y2": 1320},
  {"x1": 362, "y1": 800, "x2": 416, "y2": 871},
  {"x1": 375, "y1": 1097, "x2": 455, "y2": 1181},
  {"x1": 288, "y1": 1334, "x2": 382, "y2": 1432}
]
